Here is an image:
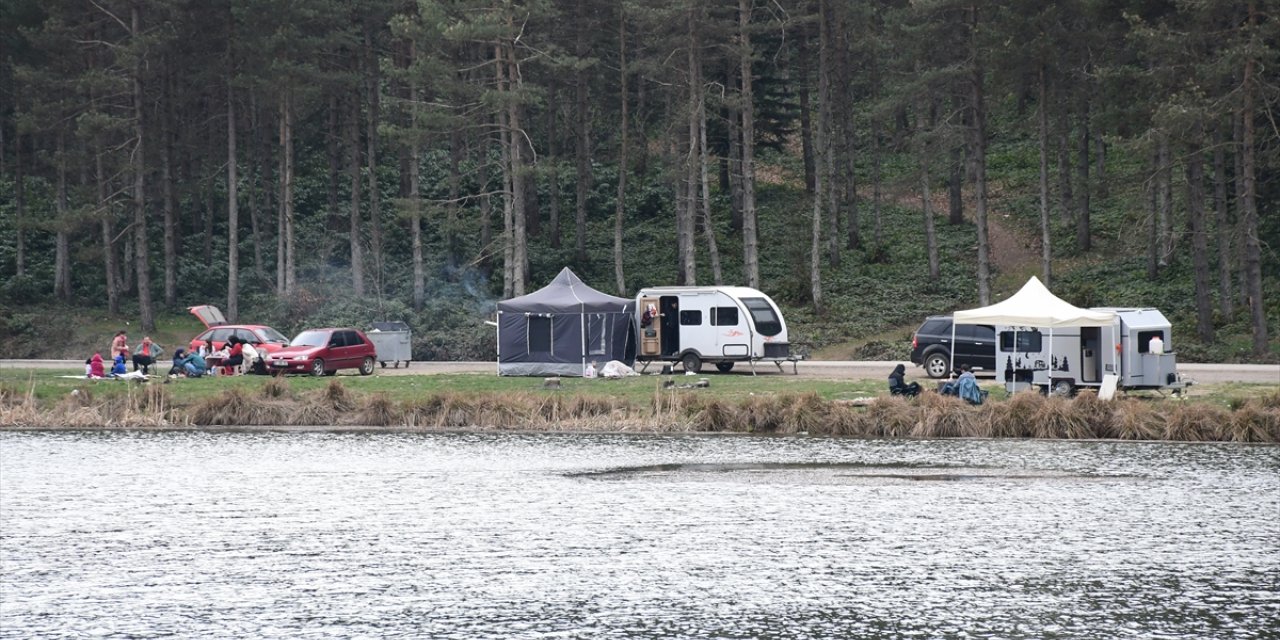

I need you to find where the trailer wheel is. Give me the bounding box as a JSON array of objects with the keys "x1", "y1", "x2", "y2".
[
  {"x1": 1051, "y1": 379, "x2": 1075, "y2": 396},
  {"x1": 681, "y1": 353, "x2": 702, "y2": 374},
  {"x1": 715, "y1": 362, "x2": 735, "y2": 373}
]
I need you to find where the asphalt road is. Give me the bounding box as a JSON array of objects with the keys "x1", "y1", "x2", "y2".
[{"x1": 2, "y1": 359, "x2": 1276, "y2": 385}]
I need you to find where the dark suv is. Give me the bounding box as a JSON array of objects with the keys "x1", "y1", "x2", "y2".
[{"x1": 910, "y1": 315, "x2": 996, "y2": 378}]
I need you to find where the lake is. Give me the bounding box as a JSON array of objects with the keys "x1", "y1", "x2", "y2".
[{"x1": 1, "y1": 431, "x2": 1277, "y2": 639}]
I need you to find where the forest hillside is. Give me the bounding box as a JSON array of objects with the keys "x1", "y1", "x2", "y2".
[{"x1": 0, "y1": 0, "x2": 1276, "y2": 362}]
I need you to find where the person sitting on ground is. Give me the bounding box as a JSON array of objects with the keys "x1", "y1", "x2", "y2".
[
  {"x1": 132, "y1": 336, "x2": 164, "y2": 375},
  {"x1": 241, "y1": 341, "x2": 260, "y2": 375},
  {"x1": 168, "y1": 348, "x2": 188, "y2": 377},
  {"x1": 223, "y1": 337, "x2": 244, "y2": 375},
  {"x1": 956, "y1": 364, "x2": 986, "y2": 405},
  {"x1": 110, "y1": 353, "x2": 128, "y2": 377},
  {"x1": 181, "y1": 350, "x2": 208, "y2": 378},
  {"x1": 888, "y1": 363, "x2": 921, "y2": 397},
  {"x1": 88, "y1": 353, "x2": 105, "y2": 379}
]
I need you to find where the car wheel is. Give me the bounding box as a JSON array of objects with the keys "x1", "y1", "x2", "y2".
[
  {"x1": 310, "y1": 359, "x2": 326, "y2": 377},
  {"x1": 715, "y1": 362, "x2": 735, "y2": 373},
  {"x1": 681, "y1": 352, "x2": 702, "y2": 374},
  {"x1": 924, "y1": 352, "x2": 950, "y2": 378},
  {"x1": 360, "y1": 357, "x2": 375, "y2": 376}
]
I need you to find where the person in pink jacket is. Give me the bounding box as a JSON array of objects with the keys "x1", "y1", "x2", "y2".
[{"x1": 88, "y1": 353, "x2": 105, "y2": 378}]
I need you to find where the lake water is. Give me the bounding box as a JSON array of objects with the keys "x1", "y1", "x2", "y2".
[{"x1": 1, "y1": 431, "x2": 1277, "y2": 639}]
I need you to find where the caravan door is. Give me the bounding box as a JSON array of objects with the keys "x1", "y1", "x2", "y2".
[{"x1": 659, "y1": 296, "x2": 680, "y2": 357}]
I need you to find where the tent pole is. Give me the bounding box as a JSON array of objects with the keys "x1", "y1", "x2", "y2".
[
  {"x1": 948, "y1": 322, "x2": 956, "y2": 374},
  {"x1": 1048, "y1": 326, "x2": 1054, "y2": 392}
]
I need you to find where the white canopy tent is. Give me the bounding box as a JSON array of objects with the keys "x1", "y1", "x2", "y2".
[{"x1": 950, "y1": 277, "x2": 1117, "y2": 383}]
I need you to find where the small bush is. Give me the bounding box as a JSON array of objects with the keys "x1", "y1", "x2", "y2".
[
  {"x1": 1031, "y1": 397, "x2": 1096, "y2": 439},
  {"x1": 320, "y1": 379, "x2": 355, "y2": 412},
  {"x1": 1163, "y1": 403, "x2": 1226, "y2": 442},
  {"x1": 863, "y1": 396, "x2": 916, "y2": 438},
  {"x1": 261, "y1": 376, "x2": 291, "y2": 399},
  {"x1": 1223, "y1": 405, "x2": 1278, "y2": 443}
]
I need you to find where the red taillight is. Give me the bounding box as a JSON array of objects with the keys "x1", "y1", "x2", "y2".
[{"x1": 912, "y1": 335, "x2": 918, "y2": 349}]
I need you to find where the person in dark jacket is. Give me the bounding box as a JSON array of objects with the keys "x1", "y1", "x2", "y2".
[{"x1": 888, "y1": 364, "x2": 921, "y2": 397}]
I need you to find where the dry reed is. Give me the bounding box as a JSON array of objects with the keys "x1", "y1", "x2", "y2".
[
  {"x1": 911, "y1": 393, "x2": 978, "y2": 438},
  {"x1": 862, "y1": 396, "x2": 916, "y2": 438},
  {"x1": 1222, "y1": 404, "x2": 1277, "y2": 443},
  {"x1": 1030, "y1": 396, "x2": 1096, "y2": 439},
  {"x1": 1110, "y1": 400, "x2": 1162, "y2": 440},
  {"x1": 989, "y1": 392, "x2": 1044, "y2": 438},
  {"x1": 1162, "y1": 403, "x2": 1226, "y2": 442}
]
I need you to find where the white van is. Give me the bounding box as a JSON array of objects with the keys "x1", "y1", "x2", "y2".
[{"x1": 634, "y1": 286, "x2": 795, "y2": 374}]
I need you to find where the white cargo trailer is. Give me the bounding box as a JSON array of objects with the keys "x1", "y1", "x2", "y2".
[{"x1": 634, "y1": 286, "x2": 797, "y2": 374}]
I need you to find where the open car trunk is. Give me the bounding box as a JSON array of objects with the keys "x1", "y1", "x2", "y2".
[{"x1": 188, "y1": 305, "x2": 227, "y2": 329}]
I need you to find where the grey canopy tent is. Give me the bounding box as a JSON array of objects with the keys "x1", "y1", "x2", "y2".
[{"x1": 497, "y1": 267, "x2": 636, "y2": 376}]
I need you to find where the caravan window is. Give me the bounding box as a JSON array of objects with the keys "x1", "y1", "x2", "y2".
[
  {"x1": 528, "y1": 316, "x2": 552, "y2": 352},
  {"x1": 680, "y1": 310, "x2": 703, "y2": 326},
  {"x1": 742, "y1": 298, "x2": 782, "y2": 336},
  {"x1": 587, "y1": 314, "x2": 607, "y2": 355},
  {"x1": 999, "y1": 330, "x2": 1042, "y2": 352},
  {"x1": 712, "y1": 307, "x2": 739, "y2": 326},
  {"x1": 1136, "y1": 330, "x2": 1164, "y2": 353}
]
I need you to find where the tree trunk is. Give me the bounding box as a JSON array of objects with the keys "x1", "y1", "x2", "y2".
[
  {"x1": 478, "y1": 136, "x2": 493, "y2": 276},
  {"x1": 281, "y1": 90, "x2": 296, "y2": 296},
  {"x1": 1056, "y1": 100, "x2": 1074, "y2": 225},
  {"x1": 948, "y1": 142, "x2": 964, "y2": 225},
  {"x1": 325, "y1": 95, "x2": 341, "y2": 257},
  {"x1": 698, "y1": 59, "x2": 722, "y2": 286},
  {"x1": 739, "y1": 0, "x2": 759, "y2": 289},
  {"x1": 810, "y1": 0, "x2": 829, "y2": 314},
  {"x1": 408, "y1": 41, "x2": 424, "y2": 311},
  {"x1": 97, "y1": 139, "x2": 120, "y2": 314},
  {"x1": 364, "y1": 28, "x2": 383, "y2": 294},
  {"x1": 797, "y1": 31, "x2": 815, "y2": 195},
  {"x1": 969, "y1": 7, "x2": 992, "y2": 306},
  {"x1": 447, "y1": 128, "x2": 461, "y2": 269},
  {"x1": 1212, "y1": 124, "x2": 1233, "y2": 320},
  {"x1": 505, "y1": 38, "x2": 528, "y2": 295},
  {"x1": 679, "y1": 10, "x2": 699, "y2": 287},
  {"x1": 1240, "y1": 3, "x2": 1267, "y2": 355},
  {"x1": 54, "y1": 132, "x2": 71, "y2": 300},
  {"x1": 227, "y1": 71, "x2": 239, "y2": 322},
  {"x1": 248, "y1": 91, "x2": 266, "y2": 284},
  {"x1": 1038, "y1": 65, "x2": 1052, "y2": 287},
  {"x1": 573, "y1": 0, "x2": 591, "y2": 267},
  {"x1": 161, "y1": 67, "x2": 177, "y2": 307},
  {"x1": 1146, "y1": 145, "x2": 1159, "y2": 280},
  {"x1": 1094, "y1": 131, "x2": 1107, "y2": 200},
  {"x1": 1186, "y1": 138, "x2": 1213, "y2": 343},
  {"x1": 545, "y1": 85, "x2": 561, "y2": 249},
  {"x1": 13, "y1": 132, "x2": 23, "y2": 277},
  {"x1": 920, "y1": 117, "x2": 939, "y2": 280},
  {"x1": 131, "y1": 5, "x2": 154, "y2": 332},
  {"x1": 1157, "y1": 134, "x2": 1173, "y2": 266},
  {"x1": 871, "y1": 115, "x2": 883, "y2": 249},
  {"x1": 1076, "y1": 95, "x2": 1091, "y2": 251},
  {"x1": 614, "y1": 9, "x2": 628, "y2": 296},
  {"x1": 726, "y1": 95, "x2": 743, "y2": 233},
  {"x1": 347, "y1": 96, "x2": 365, "y2": 296}
]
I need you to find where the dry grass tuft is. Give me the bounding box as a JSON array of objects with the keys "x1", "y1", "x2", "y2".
[
  {"x1": 1223, "y1": 404, "x2": 1278, "y2": 443},
  {"x1": 261, "y1": 376, "x2": 292, "y2": 399},
  {"x1": 783, "y1": 393, "x2": 830, "y2": 434},
  {"x1": 692, "y1": 398, "x2": 738, "y2": 432},
  {"x1": 1071, "y1": 392, "x2": 1115, "y2": 438},
  {"x1": 1255, "y1": 388, "x2": 1280, "y2": 410},
  {"x1": 188, "y1": 389, "x2": 255, "y2": 425},
  {"x1": 1163, "y1": 403, "x2": 1226, "y2": 442},
  {"x1": 1110, "y1": 400, "x2": 1161, "y2": 440},
  {"x1": 911, "y1": 393, "x2": 978, "y2": 438},
  {"x1": 321, "y1": 379, "x2": 356, "y2": 411},
  {"x1": 742, "y1": 395, "x2": 789, "y2": 433},
  {"x1": 990, "y1": 391, "x2": 1045, "y2": 438},
  {"x1": 863, "y1": 396, "x2": 916, "y2": 438},
  {"x1": 1031, "y1": 396, "x2": 1096, "y2": 439},
  {"x1": 355, "y1": 393, "x2": 401, "y2": 427},
  {"x1": 139, "y1": 384, "x2": 171, "y2": 413}
]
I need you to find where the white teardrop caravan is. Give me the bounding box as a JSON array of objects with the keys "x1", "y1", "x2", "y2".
[{"x1": 634, "y1": 286, "x2": 797, "y2": 374}]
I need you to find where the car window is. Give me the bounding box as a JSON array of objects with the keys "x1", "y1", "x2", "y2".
[
  {"x1": 953, "y1": 325, "x2": 974, "y2": 340},
  {"x1": 973, "y1": 325, "x2": 995, "y2": 341},
  {"x1": 920, "y1": 319, "x2": 949, "y2": 335},
  {"x1": 291, "y1": 330, "x2": 330, "y2": 348},
  {"x1": 195, "y1": 329, "x2": 214, "y2": 343},
  {"x1": 234, "y1": 329, "x2": 258, "y2": 343},
  {"x1": 255, "y1": 327, "x2": 289, "y2": 344},
  {"x1": 209, "y1": 328, "x2": 233, "y2": 343},
  {"x1": 341, "y1": 331, "x2": 361, "y2": 346}
]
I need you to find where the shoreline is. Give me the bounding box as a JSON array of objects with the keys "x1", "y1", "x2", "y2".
[{"x1": 3, "y1": 378, "x2": 1277, "y2": 443}]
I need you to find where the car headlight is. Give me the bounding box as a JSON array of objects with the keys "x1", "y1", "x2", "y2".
[{"x1": 292, "y1": 355, "x2": 307, "y2": 361}]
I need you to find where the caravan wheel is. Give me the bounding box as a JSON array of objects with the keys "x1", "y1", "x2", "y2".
[
  {"x1": 1052, "y1": 379, "x2": 1075, "y2": 396},
  {"x1": 715, "y1": 362, "x2": 735, "y2": 373},
  {"x1": 681, "y1": 353, "x2": 702, "y2": 374}
]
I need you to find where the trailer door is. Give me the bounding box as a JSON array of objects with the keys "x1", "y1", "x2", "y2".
[{"x1": 659, "y1": 296, "x2": 680, "y2": 357}]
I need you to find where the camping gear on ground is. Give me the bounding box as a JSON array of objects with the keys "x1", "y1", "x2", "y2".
[
  {"x1": 496, "y1": 267, "x2": 636, "y2": 377},
  {"x1": 953, "y1": 277, "x2": 1189, "y2": 396},
  {"x1": 367, "y1": 321, "x2": 412, "y2": 368},
  {"x1": 634, "y1": 286, "x2": 799, "y2": 375}
]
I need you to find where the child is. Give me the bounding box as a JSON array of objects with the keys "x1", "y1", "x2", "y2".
[
  {"x1": 110, "y1": 354, "x2": 127, "y2": 377},
  {"x1": 88, "y1": 353, "x2": 105, "y2": 378}
]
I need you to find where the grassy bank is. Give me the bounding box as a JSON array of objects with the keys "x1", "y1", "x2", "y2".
[{"x1": 2, "y1": 370, "x2": 1277, "y2": 442}]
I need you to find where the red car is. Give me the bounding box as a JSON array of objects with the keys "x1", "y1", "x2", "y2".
[
  {"x1": 266, "y1": 328, "x2": 378, "y2": 376},
  {"x1": 187, "y1": 305, "x2": 291, "y2": 356}
]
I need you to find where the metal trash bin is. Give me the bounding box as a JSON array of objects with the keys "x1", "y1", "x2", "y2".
[{"x1": 367, "y1": 321, "x2": 412, "y2": 368}]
